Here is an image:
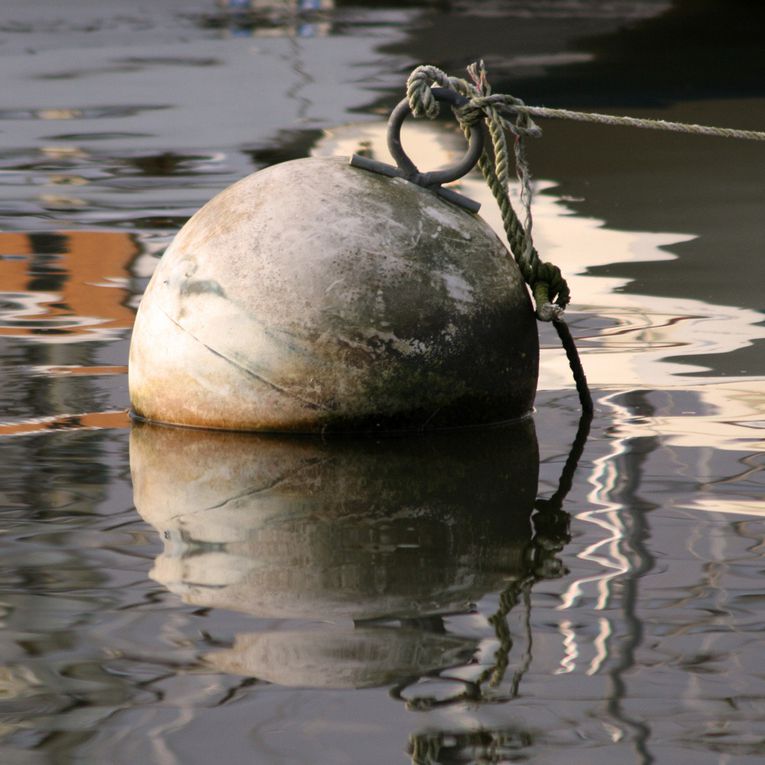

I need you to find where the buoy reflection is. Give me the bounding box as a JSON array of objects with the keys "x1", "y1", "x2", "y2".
[{"x1": 131, "y1": 417, "x2": 583, "y2": 695}]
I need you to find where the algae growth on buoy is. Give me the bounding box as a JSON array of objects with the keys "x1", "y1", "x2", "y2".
[{"x1": 128, "y1": 155, "x2": 538, "y2": 432}]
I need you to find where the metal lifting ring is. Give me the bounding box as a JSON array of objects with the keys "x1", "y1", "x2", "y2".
[
  {"x1": 386, "y1": 87, "x2": 484, "y2": 186},
  {"x1": 349, "y1": 87, "x2": 484, "y2": 212}
]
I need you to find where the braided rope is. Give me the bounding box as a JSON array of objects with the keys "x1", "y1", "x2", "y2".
[
  {"x1": 403, "y1": 61, "x2": 762, "y2": 412},
  {"x1": 406, "y1": 63, "x2": 569, "y2": 319},
  {"x1": 506, "y1": 103, "x2": 765, "y2": 141},
  {"x1": 407, "y1": 62, "x2": 593, "y2": 412},
  {"x1": 406, "y1": 62, "x2": 765, "y2": 310}
]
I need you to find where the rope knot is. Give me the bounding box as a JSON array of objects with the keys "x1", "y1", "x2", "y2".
[
  {"x1": 407, "y1": 63, "x2": 565, "y2": 322},
  {"x1": 406, "y1": 64, "x2": 468, "y2": 120},
  {"x1": 455, "y1": 98, "x2": 486, "y2": 129},
  {"x1": 403, "y1": 62, "x2": 592, "y2": 414}
]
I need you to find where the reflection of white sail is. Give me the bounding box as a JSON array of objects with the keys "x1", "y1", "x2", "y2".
[
  {"x1": 558, "y1": 454, "x2": 630, "y2": 611},
  {"x1": 555, "y1": 421, "x2": 630, "y2": 678}
]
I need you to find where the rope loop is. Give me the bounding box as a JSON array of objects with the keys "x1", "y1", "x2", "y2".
[
  {"x1": 402, "y1": 60, "x2": 762, "y2": 414},
  {"x1": 406, "y1": 65, "x2": 469, "y2": 119},
  {"x1": 407, "y1": 61, "x2": 562, "y2": 319},
  {"x1": 405, "y1": 61, "x2": 593, "y2": 414}
]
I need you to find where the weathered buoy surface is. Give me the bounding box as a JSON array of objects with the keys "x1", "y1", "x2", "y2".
[{"x1": 129, "y1": 155, "x2": 538, "y2": 432}]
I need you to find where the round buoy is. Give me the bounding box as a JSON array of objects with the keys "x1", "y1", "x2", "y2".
[{"x1": 129, "y1": 91, "x2": 538, "y2": 432}]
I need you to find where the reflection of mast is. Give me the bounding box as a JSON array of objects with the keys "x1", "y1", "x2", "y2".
[
  {"x1": 567, "y1": 391, "x2": 656, "y2": 764},
  {"x1": 286, "y1": 36, "x2": 314, "y2": 122},
  {"x1": 283, "y1": 2, "x2": 321, "y2": 121},
  {"x1": 602, "y1": 412, "x2": 657, "y2": 765}
]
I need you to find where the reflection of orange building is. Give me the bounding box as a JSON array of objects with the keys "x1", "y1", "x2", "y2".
[{"x1": 0, "y1": 230, "x2": 138, "y2": 340}]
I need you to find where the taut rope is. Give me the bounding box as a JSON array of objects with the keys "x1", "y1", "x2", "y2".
[{"x1": 404, "y1": 61, "x2": 762, "y2": 414}]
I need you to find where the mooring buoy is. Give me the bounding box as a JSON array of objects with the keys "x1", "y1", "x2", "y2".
[{"x1": 129, "y1": 87, "x2": 539, "y2": 432}]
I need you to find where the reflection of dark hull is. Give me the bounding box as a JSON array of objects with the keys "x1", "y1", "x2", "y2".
[{"x1": 130, "y1": 421, "x2": 539, "y2": 621}]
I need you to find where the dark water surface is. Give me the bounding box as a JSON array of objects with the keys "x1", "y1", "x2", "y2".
[{"x1": 1, "y1": 2, "x2": 764, "y2": 763}]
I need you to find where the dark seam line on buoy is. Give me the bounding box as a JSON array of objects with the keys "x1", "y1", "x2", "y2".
[
  {"x1": 420, "y1": 407, "x2": 442, "y2": 429},
  {"x1": 164, "y1": 457, "x2": 332, "y2": 523},
  {"x1": 156, "y1": 305, "x2": 328, "y2": 412}
]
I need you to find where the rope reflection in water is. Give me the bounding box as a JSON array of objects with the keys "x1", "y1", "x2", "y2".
[{"x1": 130, "y1": 413, "x2": 591, "y2": 764}]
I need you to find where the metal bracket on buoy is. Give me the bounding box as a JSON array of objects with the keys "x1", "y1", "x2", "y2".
[{"x1": 350, "y1": 88, "x2": 484, "y2": 213}]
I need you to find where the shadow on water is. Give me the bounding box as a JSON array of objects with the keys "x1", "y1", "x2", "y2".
[{"x1": 129, "y1": 414, "x2": 590, "y2": 762}]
